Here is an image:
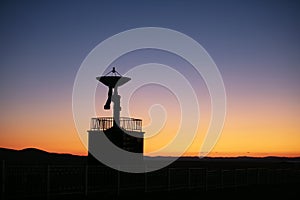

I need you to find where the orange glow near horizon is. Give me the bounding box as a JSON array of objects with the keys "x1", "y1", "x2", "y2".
[
  {"x1": 0, "y1": 66, "x2": 300, "y2": 157},
  {"x1": 0, "y1": 72, "x2": 300, "y2": 158}
]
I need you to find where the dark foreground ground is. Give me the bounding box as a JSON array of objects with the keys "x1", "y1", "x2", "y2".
[
  {"x1": 44, "y1": 184, "x2": 300, "y2": 200},
  {"x1": 1, "y1": 148, "x2": 300, "y2": 199},
  {"x1": 106, "y1": 185, "x2": 300, "y2": 200}
]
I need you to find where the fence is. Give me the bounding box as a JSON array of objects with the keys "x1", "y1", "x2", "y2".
[{"x1": 1, "y1": 161, "x2": 300, "y2": 199}]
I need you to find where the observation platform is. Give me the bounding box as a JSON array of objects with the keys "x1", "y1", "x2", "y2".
[{"x1": 90, "y1": 117, "x2": 142, "y2": 132}]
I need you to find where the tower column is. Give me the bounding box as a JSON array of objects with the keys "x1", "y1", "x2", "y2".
[{"x1": 112, "y1": 87, "x2": 121, "y2": 127}]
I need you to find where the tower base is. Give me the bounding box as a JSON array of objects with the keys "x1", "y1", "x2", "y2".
[{"x1": 88, "y1": 125, "x2": 144, "y2": 166}]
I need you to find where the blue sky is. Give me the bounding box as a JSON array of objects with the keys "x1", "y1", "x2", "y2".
[{"x1": 1, "y1": 0, "x2": 299, "y2": 155}]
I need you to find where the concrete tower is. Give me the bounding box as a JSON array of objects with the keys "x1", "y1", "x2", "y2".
[{"x1": 87, "y1": 68, "x2": 144, "y2": 165}]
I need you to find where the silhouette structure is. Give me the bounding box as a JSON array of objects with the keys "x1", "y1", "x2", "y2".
[{"x1": 88, "y1": 68, "x2": 144, "y2": 164}]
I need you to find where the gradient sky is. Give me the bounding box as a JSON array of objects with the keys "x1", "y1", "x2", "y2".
[{"x1": 1, "y1": 0, "x2": 299, "y2": 157}]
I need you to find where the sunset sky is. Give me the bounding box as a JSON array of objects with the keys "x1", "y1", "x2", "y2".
[{"x1": 1, "y1": 0, "x2": 299, "y2": 157}]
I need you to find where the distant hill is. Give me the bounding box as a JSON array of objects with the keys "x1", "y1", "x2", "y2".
[
  {"x1": 0, "y1": 147, "x2": 86, "y2": 164},
  {"x1": 1, "y1": 147, "x2": 299, "y2": 167}
]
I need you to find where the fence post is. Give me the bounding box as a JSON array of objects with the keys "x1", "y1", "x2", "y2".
[
  {"x1": 257, "y1": 168, "x2": 260, "y2": 185},
  {"x1": 47, "y1": 165, "x2": 50, "y2": 200},
  {"x1": 188, "y1": 168, "x2": 191, "y2": 190},
  {"x1": 144, "y1": 165, "x2": 147, "y2": 192},
  {"x1": 117, "y1": 166, "x2": 120, "y2": 195},
  {"x1": 85, "y1": 165, "x2": 88, "y2": 197},
  {"x1": 168, "y1": 168, "x2": 171, "y2": 191},
  {"x1": 234, "y1": 169, "x2": 237, "y2": 191},
  {"x1": 205, "y1": 168, "x2": 208, "y2": 191},
  {"x1": 220, "y1": 170, "x2": 223, "y2": 189},
  {"x1": 2, "y1": 160, "x2": 5, "y2": 200}
]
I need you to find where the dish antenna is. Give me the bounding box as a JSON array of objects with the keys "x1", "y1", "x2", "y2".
[{"x1": 96, "y1": 67, "x2": 131, "y2": 125}]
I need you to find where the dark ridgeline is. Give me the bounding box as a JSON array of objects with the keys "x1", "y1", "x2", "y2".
[
  {"x1": 0, "y1": 147, "x2": 86, "y2": 165},
  {"x1": 1, "y1": 147, "x2": 300, "y2": 200}
]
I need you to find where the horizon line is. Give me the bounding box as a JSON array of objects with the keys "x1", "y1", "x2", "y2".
[{"x1": 1, "y1": 146, "x2": 300, "y2": 159}]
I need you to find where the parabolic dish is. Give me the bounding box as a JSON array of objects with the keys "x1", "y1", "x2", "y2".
[{"x1": 96, "y1": 76, "x2": 131, "y2": 88}]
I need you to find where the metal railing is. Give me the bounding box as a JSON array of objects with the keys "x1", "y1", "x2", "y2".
[
  {"x1": 2, "y1": 162, "x2": 300, "y2": 199},
  {"x1": 90, "y1": 117, "x2": 142, "y2": 132}
]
